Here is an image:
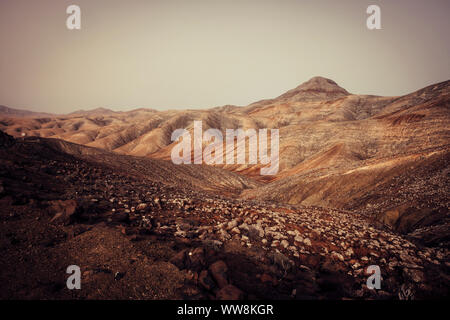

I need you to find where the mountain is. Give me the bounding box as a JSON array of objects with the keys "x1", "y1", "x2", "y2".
[
  {"x1": 275, "y1": 76, "x2": 350, "y2": 102},
  {"x1": 68, "y1": 107, "x2": 118, "y2": 117},
  {"x1": 0, "y1": 77, "x2": 449, "y2": 244},
  {"x1": 0, "y1": 131, "x2": 448, "y2": 299},
  {"x1": 0, "y1": 105, "x2": 55, "y2": 118}
]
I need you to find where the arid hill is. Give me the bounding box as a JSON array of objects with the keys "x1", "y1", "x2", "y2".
[
  {"x1": 0, "y1": 105, "x2": 56, "y2": 119},
  {"x1": 0, "y1": 131, "x2": 448, "y2": 299},
  {"x1": 1, "y1": 77, "x2": 449, "y2": 241}
]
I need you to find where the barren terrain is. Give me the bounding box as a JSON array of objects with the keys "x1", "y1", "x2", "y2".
[{"x1": 0, "y1": 77, "x2": 449, "y2": 299}]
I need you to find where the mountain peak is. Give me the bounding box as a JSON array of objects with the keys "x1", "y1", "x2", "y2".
[
  {"x1": 69, "y1": 107, "x2": 116, "y2": 116},
  {"x1": 298, "y1": 76, "x2": 342, "y2": 90},
  {"x1": 277, "y1": 76, "x2": 350, "y2": 102}
]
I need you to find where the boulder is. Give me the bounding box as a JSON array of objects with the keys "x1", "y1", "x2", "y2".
[
  {"x1": 198, "y1": 270, "x2": 215, "y2": 291},
  {"x1": 209, "y1": 260, "x2": 228, "y2": 288},
  {"x1": 49, "y1": 200, "x2": 78, "y2": 225},
  {"x1": 169, "y1": 250, "x2": 187, "y2": 269},
  {"x1": 135, "y1": 203, "x2": 148, "y2": 211},
  {"x1": 248, "y1": 224, "x2": 264, "y2": 239},
  {"x1": 187, "y1": 247, "x2": 205, "y2": 269}
]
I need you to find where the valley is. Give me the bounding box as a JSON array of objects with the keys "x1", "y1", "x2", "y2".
[{"x1": 0, "y1": 76, "x2": 449, "y2": 299}]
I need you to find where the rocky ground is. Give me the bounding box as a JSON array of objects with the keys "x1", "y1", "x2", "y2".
[{"x1": 0, "y1": 132, "x2": 448, "y2": 299}]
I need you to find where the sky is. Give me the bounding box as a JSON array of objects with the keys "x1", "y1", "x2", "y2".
[{"x1": 0, "y1": 0, "x2": 449, "y2": 113}]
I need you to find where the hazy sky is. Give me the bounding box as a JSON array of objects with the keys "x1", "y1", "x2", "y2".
[{"x1": 0, "y1": 0, "x2": 449, "y2": 113}]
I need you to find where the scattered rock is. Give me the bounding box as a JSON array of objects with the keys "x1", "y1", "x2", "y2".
[
  {"x1": 136, "y1": 203, "x2": 147, "y2": 211},
  {"x1": 169, "y1": 250, "x2": 187, "y2": 269},
  {"x1": 403, "y1": 268, "x2": 424, "y2": 283},
  {"x1": 331, "y1": 252, "x2": 345, "y2": 262},
  {"x1": 187, "y1": 247, "x2": 205, "y2": 269},
  {"x1": 198, "y1": 270, "x2": 215, "y2": 291},
  {"x1": 248, "y1": 224, "x2": 264, "y2": 239},
  {"x1": 49, "y1": 200, "x2": 78, "y2": 225},
  {"x1": 209, "y1": 260, "x2": 228, "y2": 288}
]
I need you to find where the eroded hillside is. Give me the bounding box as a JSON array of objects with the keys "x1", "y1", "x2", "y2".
[
  {"x1": 1, "y1": 77, "x2": 448, "y2": 240},
  {"x1": 0, "y1": 132, "x2": 448, "y2": 299}
]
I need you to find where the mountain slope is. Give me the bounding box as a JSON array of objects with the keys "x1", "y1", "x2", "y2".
[
  {"x1": 1, "y1": 130, "x2": 448, "y2": 299},
  {"x1": 0, "y1": 77, "x2": 449, "y2": 240},
  {"x1": 0, "y1": 105, "x2": 56, "y2": 118}
]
